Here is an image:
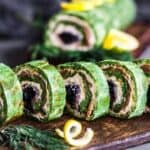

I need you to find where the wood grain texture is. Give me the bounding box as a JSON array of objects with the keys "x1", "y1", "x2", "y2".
[
  {"x1": 127, "y1": 22, "x2": 150, "y2": 57},
  {"x1": 0, "y1": 114, "x2": 150, "y2": 150}
]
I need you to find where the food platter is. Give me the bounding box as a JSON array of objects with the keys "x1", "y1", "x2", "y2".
[
  {"x1": 0, "y1": 5, "x2": 150, "y2": 150},
  {"x1": 0, "y1": 20, "x2": 150, "y2": 150}
]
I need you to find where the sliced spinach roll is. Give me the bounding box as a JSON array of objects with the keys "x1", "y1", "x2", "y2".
[
  {"x1": 135, "y1": 59, "x2": 150, "y2": 112},
  {"x1": 58, "y1": 62, "x2": 110, "y2": 120},
  {"x1": 0, "y1": 63, "x2": 23, "y2": 124},
  {"x1": 44, "y1": 0, "x2": 136, "y2": 52},
  {"x1": 97, "y1": 60, "x2": 148, "y2": 119},
  {"x1": 15, "y1": 60, "x2": 66, "y2": 122}
]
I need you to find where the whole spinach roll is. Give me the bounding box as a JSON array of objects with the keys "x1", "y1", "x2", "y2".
[
  {"x1": 44, "y1": 0, "x2": 136, "y2": 52},
  {"x1": 58, "y1": 62, "x2": 110, "y2": 120},
  {"x1": 97, "y1": 60, "x2": 148, "y2": 119},
  {"x1": 0, "y1": 63, "x2": 23, "y2": 124},
  {"x1": 135, "y1": 59, "x2": 150, "y2": 112},
  {"x1": 15, "y1": 60, "x2": 66, "y2": 122}
]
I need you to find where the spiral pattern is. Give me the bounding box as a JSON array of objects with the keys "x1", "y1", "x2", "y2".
[
  {"x1": 58, "y1": 62, "x2": 110, "y2": 120},
  {"x1": 98, "y1": 60, "x2": 148, "y2": 118},
  {"x1": 15, "y1": 60, "x2": 66, "y2": 122}
]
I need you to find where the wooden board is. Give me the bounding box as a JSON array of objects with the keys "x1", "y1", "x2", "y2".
[
  {"x1": 0, "y1": 114, "x2": 150, "y2": 150},
  {"x1": 127, "y1": 22, "x2": 150, "y2": 57}
]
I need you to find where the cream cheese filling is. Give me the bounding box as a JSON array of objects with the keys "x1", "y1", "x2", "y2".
[
  {"x1": 0, "y1": 97, "x2": 4, "y2": 119},
  {"x1": 102, "y1": 65, "x2": 135, "y2": 117},
  {"x1": 65, "y1": 74, "x2": 85, "y2": 104},
  {"x1": 17, "y1": 68, "x2": 50, "y2": 120},
  {"x1": 107, "y1": 76, "x2": 123, "y2": 110},
  {"x1": 61, "y1": 68, "x2": 96, "y2": 119},
  {"x1": 48, "y1": 15, "x2": 96, "y2": 51}
]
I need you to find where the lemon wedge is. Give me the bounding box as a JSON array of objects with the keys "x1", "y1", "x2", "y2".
[
  {"x1": 103, "y1": 29, "x2": 139, "y2": 52},
  {"x1": 61, "y1": 1, "x2": 94, "y2": 11},
  {"x1": 61, "y1": 0, "x2": 116, "y2": 11},
  {"x1": 56, "y1": 119, "x2": 94, "y2": 147}
]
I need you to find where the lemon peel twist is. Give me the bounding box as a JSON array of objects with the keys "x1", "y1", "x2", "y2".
[{"x1": 55, "y1": 119, "x2": 94, "y2": 147}]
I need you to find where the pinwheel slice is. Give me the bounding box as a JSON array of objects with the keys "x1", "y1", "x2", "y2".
[
  {"x1": 135, "y1": 59, "x2": 150, "y2": 112},
  {"x1": 58, "y1": 62, "x2": 110, "y2": 120},
  {"x1": 45, "y1": 0, "x2": 136, "y2": 52},
  {"x1": 0, "y1": 63, "x2": 23, "y2": 124},
  {"x1": 15, "y1": 60, "x2": 66, "y2": 122},
  {"x1": 97, "y1": 60, "x2": 148, "y2": 118}
]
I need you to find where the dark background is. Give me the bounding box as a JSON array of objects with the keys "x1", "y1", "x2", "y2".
[{"x1": 0, "y1": 0, "x2": 149, "y2": 66}]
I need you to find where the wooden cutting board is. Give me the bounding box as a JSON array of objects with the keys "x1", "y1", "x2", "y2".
[
  {"x1": 127, "y1": 22, "x2": 150, "y2": 57},
  {"x1": 0, "y1": 114, "x2": 150, "y2": 150}
]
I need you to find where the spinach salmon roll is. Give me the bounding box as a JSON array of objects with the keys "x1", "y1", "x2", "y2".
[
  {"x1": 15, "y1": 60, "x2": 66, "y2": 122},
  {"x1": 0, "y1": 63, "x2": 23, "y2": 124},
  {"x1": 44, "y1": 0, "x2": 136, "y2": 52},
  {"x1": 97, "y1": 60, "x2": 148, "y2": 119},
  {"x1": 58, "y1": 62, "x2": 110, "y2": 120},
  {"x1": 135, "y1": 59, "x2": 150, "y2": 112}
]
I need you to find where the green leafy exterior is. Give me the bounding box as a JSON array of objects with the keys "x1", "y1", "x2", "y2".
[
  {"x1": 97, "y1": 60, "x2": 148, "y2": 119},
  {"x1": 15, "y1": 60, "x2": 66, "y2": 122},
  {"x1": 31, "y1": 0, "x2": 136, "y2": 64},
  {"x1": 0, "y1": 63, "x2": 23, "y2": 124},
  {"x1": 45, "y1": 0, "x2": 136, "y2": 48},
  {"x1": 31, "y1": 44, "x2": 133, "y2": 64},
  {"x1": 58, "y1": 62, "x2": 110, "y2": 120},
  {"x1": 135, "y1": 58, "x2": 150, "y2": 112},
  {"x1": 31, "y1": 0, "x2": 135, "y2": 62}
]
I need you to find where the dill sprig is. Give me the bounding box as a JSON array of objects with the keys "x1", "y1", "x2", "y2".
[{"x1": 0, "y1": 125, "x2": 69, "y2": 150}]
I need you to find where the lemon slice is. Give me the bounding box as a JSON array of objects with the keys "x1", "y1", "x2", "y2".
[
  {"x1": 61, "y1": 1, "x2": 94, "y2": 11},
  {"x1": 103, "y1": 29, "x2": 139, "y2": 52},
  {"x1": 63, "y1": 119, "x2": 94, "y2": 147},
  {"x1": 61, "y1": 0, "x2": 116, "y2": 11}
]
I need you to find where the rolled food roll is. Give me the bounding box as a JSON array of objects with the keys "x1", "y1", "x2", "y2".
[
  {"x1": 58, "y1": 62, "x2": 110, "y2": 120},
  {"x1": 0, "y1": 63, "x2": 23, "y2": 124},
  {"x1": 44, "y1": 0, "x2": 136, "y2": 52},
  {"x1": 135, "y1": 59, "x2": 150, "y2": 112},
  {"x1": 15, "y1": 60, "x2": 66, "y2": 122},
  {"x1": 97, "y1": 60, "x2": 148, "y2": 119}
]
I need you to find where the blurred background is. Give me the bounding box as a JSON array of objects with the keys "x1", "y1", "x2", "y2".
[{"x1": 0, "y1": 0, "x2": 149, "y2": 66}]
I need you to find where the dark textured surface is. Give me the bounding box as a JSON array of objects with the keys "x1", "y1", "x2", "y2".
[
  {"x1": 136, "y1": 0, "x2": 150, "y2": 22},
  {"x1": 0, "y1": 114, "x2": 150, "y2": 150},
  {"x1": 126, "y1": 22, "x2": 150, "y2": 58}
]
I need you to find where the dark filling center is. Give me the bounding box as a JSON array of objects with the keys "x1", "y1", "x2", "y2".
[
  {"x1": 108, "y1": 80, "x2": 117, "y2": 109},
  {"x1": 65, "y1": 84, "x2": 81, "y2": 110},
  {"x1": 147, "y1": 85, "x2": 150, "y2": 107},
  {"x1": 23, "y1": 86, "x2": 37, "y2": 112},
  {"x1": 59, "y1": 32, "x2": 80, "y2": 44}
]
